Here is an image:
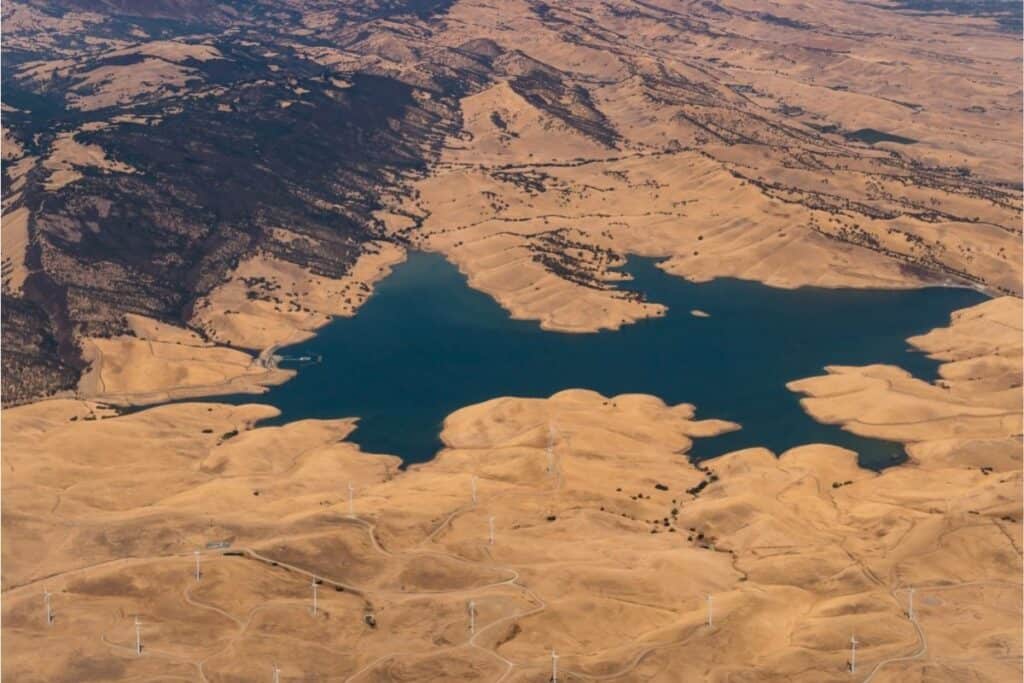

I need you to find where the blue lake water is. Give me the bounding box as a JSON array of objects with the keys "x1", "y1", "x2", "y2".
[{"x1": 218, "y1": 252, "x2": 985, "y2": 469}]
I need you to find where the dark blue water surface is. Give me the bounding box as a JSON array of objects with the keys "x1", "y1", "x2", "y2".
[{"x1": 218, "y1": 252, "x2": 985, "y2": 469}]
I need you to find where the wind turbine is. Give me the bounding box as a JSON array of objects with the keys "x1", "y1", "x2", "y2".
[
  {"x1": 488, "y1": 516, "x2": 495, "y2": 545},
  {"x1": 43, "y1": 588, "x2": 53, "y2": 626},
  {"x1": 194, "y1": 550, "x2": 202, "y2": 582},
  {"x1": 134, "y1": 616, "x2": 142, "y2": 656},
  {"x1": 706, "y1": 594, "x2": 713, "y2": 628},
  {"x1": 849, "y1": 633, "x2": 858, "y2": 673},
  {"x1": 311, "y1": 578, "x2": 319, "y2": 616},
  {"x1": 551, "y1": 649, "x2": 559, "y2": 682},
  {"x1": 348, "y1": 482, "x2": 355, "y2": 518}
]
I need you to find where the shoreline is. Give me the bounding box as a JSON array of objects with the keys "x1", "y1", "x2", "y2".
[
  {"x1": 14, "y1": 247, "x2": 1005, "y2": 417},
  {"x1": 71, "y1": 252, "x2": 993, "y2": 473}
]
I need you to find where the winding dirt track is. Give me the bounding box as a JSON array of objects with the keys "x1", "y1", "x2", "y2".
[
  {"x1": 6, "y1": 418, "x2": 1016, "y2": 681},
  {"x1": 861, "y1": 581, "x2": 1020, "y2": 683}
]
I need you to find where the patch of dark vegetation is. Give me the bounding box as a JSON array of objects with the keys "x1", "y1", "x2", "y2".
[
  {"x1": 758, "y1": 12, "x2": 814, "y2": 30},
  {"x1": 493, "y1": 622, "x2": 521, "y2": 648},
  {"x1": 54, "y1": 0, "x2": 457, "y2": 26},
  {"x1": 2, "y1": 7, "x2": 479, "y2": 402},
  {"x1": 868, "y1": 0, "x2": 1022, "y2": 33},
  {"x1": 805, "y1": 122, "x2": 840, "y2": 135},
  {"x1": 525, "y1": 229, "x2": 633, "y2": 294},
  {"x1": 687, "y1": 463, "x2": 719, "y2": 498},
  {"x1": 503, "y1": 55, "x2": 620, "y2": 148},
  {"x1": 687, "y1": 480, "x2": 709, "y2": 496},
  {"x1": 843, "y1": 128, "x2": 917, "y2": 145},
  {"x1": 1, "y1": 294, "x2": 81, "y2": 404},
  {"x1": 490, "y1": 111, "x2": 508, "y2": 131}
]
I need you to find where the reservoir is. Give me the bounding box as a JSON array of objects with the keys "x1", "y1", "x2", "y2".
[{"x1": 225, "y1": 252, "x2": 985, "y2": 469}]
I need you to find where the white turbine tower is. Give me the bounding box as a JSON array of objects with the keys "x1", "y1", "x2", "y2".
[
  {"x1": 488, "y1": 516, "x2": 495, "y2": 545},
  {"x1": 468, "y1": 600, "x2": 476, "y2": 635},
  {"x1": 849, "y1": 633, "x2": 858, "y2": 673},
  {"x1": 44, "y1": 588, "x2": 53, "y2": 626},
  {"x1": 134, "y1": 616, "x2": 142, "y2": 656},
  {"x1": 907, "y1": 587, "x2": 915, "y2": 621},
  {"x1": 551, "y1": 649, "x2": 559, "y2": 682},
  {"x1": 706, "y1": 594, "x2": 713, "y2": 628},
  {"x1": 347, "y1": 481, "x2": 355, "y2": 518},
  {"x1": 272, "y1": 663, "x2": 280, "y2": 683},
  {"x1": 311, "y1": 578, "x2": 319, "y2": 616},
  {"x1": 471, "y1": 475, "x2": 478, "y2": 505},
  {"x1": 194, "y1": 550, "x2": 201, "y2": 582}
]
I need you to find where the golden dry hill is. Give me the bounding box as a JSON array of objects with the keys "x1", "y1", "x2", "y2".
[{"x1": 3, "y1": 297, "x2": 1020, "y2": 681}]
